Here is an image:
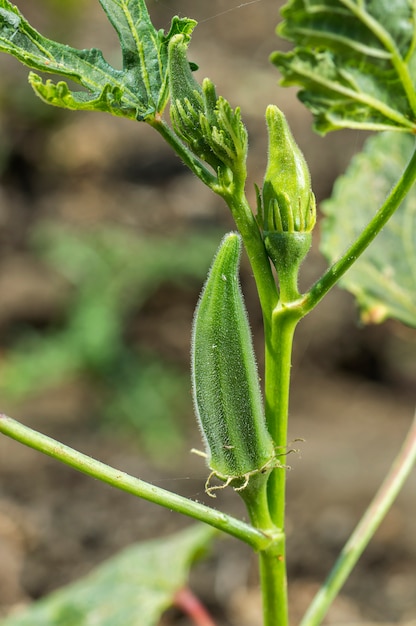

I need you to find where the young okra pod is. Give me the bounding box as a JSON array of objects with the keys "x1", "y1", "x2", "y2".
[{"x1": 191, "y1": 233, "x2": 276, "y2": 494}]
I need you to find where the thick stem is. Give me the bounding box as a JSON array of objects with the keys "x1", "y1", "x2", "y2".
[
  {"x1": 257, "y1": 308, "x2": 300, "y2": 626},
  {"x1": 303, "y1": 145, "x2": 416, "y2": 314},
  {"x1": 259, "y1": 537, "x2": 288, "y2": 626},
  {"x1": 265, "y1": 309, "x2": 300, "y2": 526},
  {"x1": 0, "y1": 414, "x2": 271, "y2": 551}
]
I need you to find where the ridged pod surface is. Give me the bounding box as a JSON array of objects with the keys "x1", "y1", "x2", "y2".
[{"x1": 191, "y1": 233, "x2": 275, "y2": 485}]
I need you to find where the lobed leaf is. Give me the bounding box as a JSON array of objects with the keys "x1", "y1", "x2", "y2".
[
  {"x1": 0, "y1": 525, "x2": 215, "y2": 626},
  {"x1": 0, "y1": 0, "x2": 196, "y2": 120},
  {"x1": 272, "y1": 0, "x2": 416, "y2": 134},
  {"x1": 320, "y1": 131, "x2": 416, "y2": 327}
]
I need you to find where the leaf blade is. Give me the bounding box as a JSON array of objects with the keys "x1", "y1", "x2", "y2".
[
  {"x1": 0, "y1": 0, "x2": 196, "y2": 120},
  {"x1": 272, "y1": 0, "x2": 416, "y2": 134},
  {"x1": 320, "y1": 131, "x2": 416, "y2": 327},
  {"x1": 1, "y1": 525, "x2": 215, "y2": 626}
]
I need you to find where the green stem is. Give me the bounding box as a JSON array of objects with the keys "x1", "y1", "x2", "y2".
[
  {"x1": 258, "y1": 307, "x2": 301, "y2": 626},
  {"x1": 151, "y1": 118, "x2": 278, "y2": 322},
  {"x1": 148, "y1": 116, "x2": 217, "y2": 188},
  {"x1": 300, "y1": 409, "x2": 416, "y2": 626},
  {"x1": 266, "y1": 308, "x2": 301, "y2": 526},
  {"x1": 303, "y1": 145, "x2": 416, "y2": 314},
  {"x1": 259, "y1": 537, "x2": 288, "y2": 626},
  {"x1": 226, "y1": 192, "x2": 278, "y2": 321},
  {"x1": 0, "y1": 414, "x2": 271, "y2": 551}
]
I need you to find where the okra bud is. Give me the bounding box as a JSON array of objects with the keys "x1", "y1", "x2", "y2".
[
  {"x1": 168, "y1": 35, "x2": 247, "y2": 184},
  {"x1": 191, "y1": 233, "x2": 275, "y2": 493},
  {"x1": 261, "y1": 105, "x2": 316, "y2": 234},
  {"x1": 168, "y1": 33, "x2": 222, "y2": 170},
  {"x1": 259, "y1": 105, "x2": 316, "y2": 300}
]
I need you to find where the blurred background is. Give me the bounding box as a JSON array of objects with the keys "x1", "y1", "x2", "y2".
[{"x1": 0, "y1": 1, "x2": 415, "y2": 624}]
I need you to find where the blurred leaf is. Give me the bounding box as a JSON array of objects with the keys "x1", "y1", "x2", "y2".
[
  {"x1": 0, "y1": 0, "x2": 196, "y2": 120},
  {"x1": 1, "y1": 524, "x2": 216, "y2": 626},
  {"x1": 320, "y1": 131, "x2": 416, "y2": 327},
  {"x1": 272, "y1": 0, "x2": 416, "y2": 134}
]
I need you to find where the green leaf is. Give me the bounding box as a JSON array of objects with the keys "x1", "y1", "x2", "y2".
[
  {"x1": 0, "y1": 0, "x2": 196, "y2": 120},
  {"x1": 272, "y1": 0, "x2": 416, "y2": 134},
  {"x1": 320, "y1": 131, "x2": 416, "y2": 327},
  {"x1": 1, "y1": 525, "x2": 215, "y2": 626}
]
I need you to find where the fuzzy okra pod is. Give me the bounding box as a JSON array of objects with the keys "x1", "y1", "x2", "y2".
[{"x1": 191, "y1": 233, "x2": 276, "y2": 494}]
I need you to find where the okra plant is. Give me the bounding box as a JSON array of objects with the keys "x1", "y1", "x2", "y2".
[{"x1": 0, "y1": 1, "x2": 416, "y2": 625}]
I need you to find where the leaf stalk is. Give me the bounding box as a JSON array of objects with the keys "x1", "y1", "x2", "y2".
[{"x1": 0, "y1": 414, "x2": 272, "y2": 551}]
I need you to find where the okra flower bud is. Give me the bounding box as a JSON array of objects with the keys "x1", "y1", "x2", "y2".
[
  {"x1": 261, "y1": 105, "x2": 316, "y2": 234},
  {"x1": 191, "y1": 233, "x2": 276, "y2": 495},
  {"x1": 168, "y1": 35, "x2": 247, "y2": 184},
  {"x1": 259, "y1": 105, "x2": 316, "y2": 300}
]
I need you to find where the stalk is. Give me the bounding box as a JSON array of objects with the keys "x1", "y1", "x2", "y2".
[
  {"x1": 265, "y1": 309, "x2": 300, "y2": 526},
  {"x1": 258, "y1": 308, "x2": 301, "y2": 626},
  {"x1": 0, "y1": 414, "x2": 271, "y2": 551},
  {"x1": 259, "y1": 537, "x2": 288, "y2": 626},
  {"x1": 224, "y1": 192, "x2": 279, "y2": 321}
]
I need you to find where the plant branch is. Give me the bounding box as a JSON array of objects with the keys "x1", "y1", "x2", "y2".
[
  {"x1": 303, "y1": 145, "x2": 416, "y2": 314},
  {"x1": 300, "y1": 408, "x2": 416, "y2": 626},
  {"x1": 0, "y1": 414, "x2": 273, "y2": 551},
  {"x1": 226, "y1": 192, "x2": 279, "y2": 321},
  {"x1": 149, "y1": 116, "x2": 218, "y2": 188}
]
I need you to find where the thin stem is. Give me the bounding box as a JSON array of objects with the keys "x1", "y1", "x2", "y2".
[
  {"x1": 0, "y1": 414, "x2": 271, "y2": 551},
  {"x1": 148, "y1": 116, "x2": 217, "y2": 188},
  {"x1": 300, "y1": 409, "x2": 416, "y2": 626},
  {"x1": 303, "y1": 144, "x2": 416, "y2": 315},
  {"x1": 150, "y1": 117, "x2": 278, "y2": 322},
  {"x1": 224, "y1": 192, "x2": 278, "y2": 321}
]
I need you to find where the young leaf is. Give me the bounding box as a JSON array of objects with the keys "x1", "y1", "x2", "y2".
[
  {"x1": 272, "y1": 0, "x2": 416, "y2": 134},
  {"x1": 0, "y1": 0, "x2": 196, "y2": 120},
  {"x1": 320, "y1": 131, "x2": 416, "y2": 327},
  {"x1": 0, "y1": 525, "x2": 215, "y2": 626}
]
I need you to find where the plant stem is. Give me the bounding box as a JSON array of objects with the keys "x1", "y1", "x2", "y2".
[
  {"x1": 266, "y1": 308, "x2": 301, "y2": 526},
  {"x1": 226, "y1": 192, "x2": 278, "y2": 332},
  {"x1": 259, "y1": 537, "x2": 288, "y2": 626},
  {"x1": 300, "y1": 409, "x2": 416, "y2": 626},
  {"x1": 303, "y1": 145, "x2": 416, "y2": 314},
  {"x1": 257, "y1": 306, "x2": 301, "y2": 626},
  {"x1": 149, "y1": 116, "x2": 217, "y2": 188},
  {"x1": 0, "y1": 413, "x2": 273, "y2": 551}
]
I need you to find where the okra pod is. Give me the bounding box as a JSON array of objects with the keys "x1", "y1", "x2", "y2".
[{"x1": 191, "y1": 233, "x2": 275, "y2": 492}]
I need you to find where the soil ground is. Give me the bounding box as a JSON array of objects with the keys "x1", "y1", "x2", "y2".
[{"x1": 0, "y1": 1, "x2": 415, "y2": 624}]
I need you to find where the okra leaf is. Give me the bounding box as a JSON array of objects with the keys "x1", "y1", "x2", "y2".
[
  {"x1": 272, "y1": 0, "x2": 416, "y2": 134},
  {"x1": 0, "y1": 525, "x2": 215, "y2": 626},
  {"x1": 320, "y1": 131, "x2": 416, "y2": 327},
  {"x1": 0, "y1": 0, "x2": 196, "y2": 120}
]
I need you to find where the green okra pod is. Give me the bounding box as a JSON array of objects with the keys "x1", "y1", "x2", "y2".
[{"x1": 191, "y1": 233, "x2": 275, "y2": 493}]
